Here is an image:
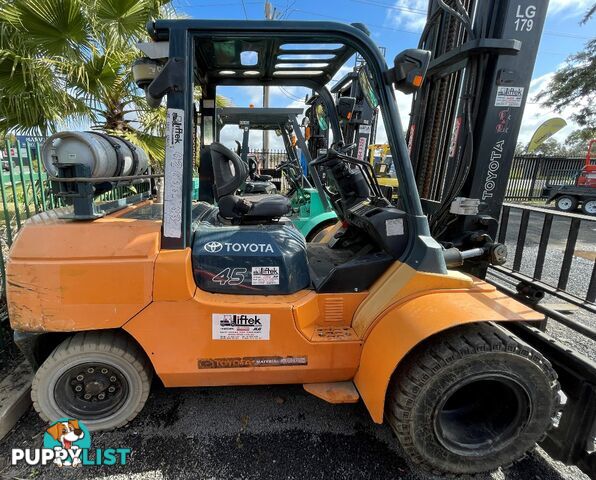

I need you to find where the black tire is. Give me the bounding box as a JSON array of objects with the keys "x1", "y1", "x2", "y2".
[
  {"x1": 32, "y1": 331, "x2": 152, "y2": 431},
  {"x1": 555, "y1": 195, "x2": 578, "y2": 212},
  {"x1": 386, "y1": 322, "x2": 561, "y2": 476},
  {"x1": 580, "y1": 199, "x2": 596, "y2": 216}
]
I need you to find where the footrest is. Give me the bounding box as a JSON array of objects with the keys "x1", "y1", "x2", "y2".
[{"x1": 303, "y1": 381, "x2": 360, "y2": 404}]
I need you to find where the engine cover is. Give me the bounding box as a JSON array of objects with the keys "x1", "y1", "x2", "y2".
[{"x1": 192, "y1": 223, "x2": 310, "y2": 294}]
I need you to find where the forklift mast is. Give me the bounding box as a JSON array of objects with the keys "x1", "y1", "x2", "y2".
[
  {"x1": 408, "y1": 0, "x2": 548, "y2": 277},
  {"x1": 304, "y1": 93, "x2": 330, "y2": 160}
]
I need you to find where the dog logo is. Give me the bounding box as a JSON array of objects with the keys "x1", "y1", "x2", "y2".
[
  {"x1": 43, "y1": 419, "x2": 90, "y2": 467},
  {"x1": 12, "y1": 418, "x2": 131, "y2": 467},
  {"x1": 204, "y1": 241, "x2": 223, "y2": 253}
]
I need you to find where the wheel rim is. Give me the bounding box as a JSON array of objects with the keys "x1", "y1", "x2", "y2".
[
  {"x1": 558, "y1": 198, "x2": 572, "y2": 210},
  {"x1": 433, "y1": 375, "x2": 531, "y2": 456},
  {"x1": 54, "y1": 362, "x2": 130, "y2": 420},
  {"x1": 584, "y1": 200, "x2": 596, "y2": 214}
]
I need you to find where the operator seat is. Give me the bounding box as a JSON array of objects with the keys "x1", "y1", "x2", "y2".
[
  {"x1": 210, "y1": 142, "x2": 291, "y2": 221},
  {"x1": 247, "y1": 156, "x2": 273, "y2": 182}
]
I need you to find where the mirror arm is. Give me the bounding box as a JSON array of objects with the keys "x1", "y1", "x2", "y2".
[{"x1": 146, "y1": 57, "x2": 186, "y2": 107}]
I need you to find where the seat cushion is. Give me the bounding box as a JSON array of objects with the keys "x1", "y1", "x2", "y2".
[{"x1": 245, "y1": 195, "x2": 291, "y2": 218}]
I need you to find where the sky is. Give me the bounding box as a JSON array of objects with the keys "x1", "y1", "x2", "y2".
[{"x1": 173, "y1": 0, "x2": 595, "y2": 150}]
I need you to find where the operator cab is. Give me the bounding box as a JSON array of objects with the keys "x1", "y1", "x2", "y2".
[{"x1": 135, "y1": 20, "x2": 439, "y2": 295}]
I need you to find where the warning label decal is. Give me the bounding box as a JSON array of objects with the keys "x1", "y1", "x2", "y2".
[
  {"x1": 494, "y1": 86, "x2": 524, "y2": 108},
  {"x1": 252, "y1": 266, "x2": 280, "y2": 285}
]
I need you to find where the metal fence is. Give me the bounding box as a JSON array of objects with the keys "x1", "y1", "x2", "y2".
[
  {"x1": 505, "y1": 155, "x2": 589, "y2": 201},
  {"x1": 0, "y1": 140, "x2": 149, "y2": 294}
]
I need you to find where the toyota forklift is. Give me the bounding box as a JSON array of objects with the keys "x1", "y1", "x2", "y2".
[
  {"x1": 215, "y1": 107, "x2": 338, "y2": 239},
  {"x1": 6, "y1": 11, "x2": 582, "y2": 477}
]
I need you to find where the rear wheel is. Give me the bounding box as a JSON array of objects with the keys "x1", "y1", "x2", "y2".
[
  {"x1": 580, "y1": 199, "x2": 596, "y2": 215},
  {"x1": 386, "y1": 322, "x2": 560, "y2": 475},
  {"x1": 32, "y1": 331, "x2": 152, "y2": 431},
  {"x1": 555, "y1": 195, "x2": 578, "y2": 212},
  {"x1": 306, "y1": 219, "x2": 338, "y2": 243}
]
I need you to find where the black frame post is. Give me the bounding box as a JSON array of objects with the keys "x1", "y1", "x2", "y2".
[{"x1": 161, "y1": 27, "x2": 194, "y2": 250}]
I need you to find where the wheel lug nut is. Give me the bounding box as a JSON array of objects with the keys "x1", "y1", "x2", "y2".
[
  {"x1": 98, "y1": 393, "x2": 105, "y2": 400},
  {"x1": 87, "y1": 367, "x2": 94, "y2": 373},
  {"x1": 76, "y1": 375, "x2": 84, "y2": 381},
  {"x1": 108, "y1": 386, "x2": 116, "y2": 393},
  {"x1": 101, "y1": 368, "x2": 108, "y2": 374},
  {"x1": 110, "y1": 376, "x2": 116, "y2": 382},
  {"x1": 75, "y1": 385, "x2": 82, "y2": 392},
  {"x1": 84, "y1": 393, "x2": 92, "y2": 400}
]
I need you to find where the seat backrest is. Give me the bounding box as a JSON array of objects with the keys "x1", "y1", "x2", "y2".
[{"x1": 210, "y1": 142, "x2": 248, "y2": 199}]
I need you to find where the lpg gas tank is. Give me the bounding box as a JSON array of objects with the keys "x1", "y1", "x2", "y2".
[{"x1": 192, "y1": 223, "x2": 310, "y2": 294}]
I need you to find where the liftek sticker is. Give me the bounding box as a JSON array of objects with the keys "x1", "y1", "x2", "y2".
[
  {"x1": 252, "y1": 266, "x2": 280, "y2": 285},
  {"x1": 212, "y1": 314, "x2": 270, "y2": 340},
  {"x1": 163, "y1": 108, "x2": 184, "y2": 238},
  {"x1": 386, "y1": 218, "x2": 404, "y2": 236},
  {"x1": 494, "y1": 86, "x2": 524, "y2": 107}
]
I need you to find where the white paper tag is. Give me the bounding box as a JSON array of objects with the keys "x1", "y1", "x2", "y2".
[
  {"x1": 252, "y1": 266, "x2": 280, "y2": 285},
  {"x1": 212, "y1": 314, "x2": 270, "y2": 340},
  {"x1": 494, "y1": 86, "x2": 524, "y2": 107},
  {"x1": 386, "y1": 218, "x2": 404, "y2": 236},
  {"x1": 163, "y1": 108, "x2": 184, "y2": 238}
]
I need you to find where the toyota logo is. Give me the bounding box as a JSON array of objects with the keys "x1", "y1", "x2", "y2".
[{"x1": 204, "y1": 241, "x2": 223, "y2": 253}]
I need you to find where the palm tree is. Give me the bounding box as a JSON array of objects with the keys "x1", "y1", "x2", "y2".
[{"x1": 0, "y1": 0, "x2": 182, "y2": 163}]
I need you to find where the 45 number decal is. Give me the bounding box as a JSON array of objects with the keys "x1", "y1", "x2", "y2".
[{"x1": 212, "y1": 268, "x2": 247, "y2": 286}]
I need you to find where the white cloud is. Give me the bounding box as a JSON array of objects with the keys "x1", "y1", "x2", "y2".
[
  {"x1": 385, "y1": 0, "x2": 428, "y2": 32},
  {"x1": 517, "y1": 71, "x2": 580, "y2": 144},
  {"x1": 547, "y1": 0, "x2": 593, "y2": 17}
]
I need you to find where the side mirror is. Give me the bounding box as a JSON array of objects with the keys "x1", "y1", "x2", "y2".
[
  {"x1": 336, "y1": 96, "x2": 356, "y2": 120},
  {"x1": 385, "y1": 49, "x2": 431, "y2": 94}
]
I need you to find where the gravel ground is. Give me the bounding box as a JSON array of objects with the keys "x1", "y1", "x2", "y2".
[{"x1": 0, "y1": 383, "x2": 590, "y2": 480}]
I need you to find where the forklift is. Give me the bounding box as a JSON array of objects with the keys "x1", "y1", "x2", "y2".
[
  {"x1": 368, "y1": 143, "x2": 398, "y2": 192},
  {"x1": 6, "y1": 8, "x2": 592, "y2": 477},
  {"x1": 216, "y1": 107, "x2": 338, "y2": 239}
]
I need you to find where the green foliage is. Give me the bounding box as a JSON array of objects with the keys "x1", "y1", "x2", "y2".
[
  {"x1": 536, "y1": 36, "x2": 596, "y2": 143},
  {"x1": 0, "y1": 0, "x2": 173, "y2": 163}
]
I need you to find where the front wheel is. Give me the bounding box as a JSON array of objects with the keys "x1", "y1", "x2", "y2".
[
  {"x1": 386, "y1": 322, "x2": 560, "y2": 476},
  {"x1": 555, "y1": 195, "x2": 578, "y2": 212},
  {"x1": 32, "y1": 331, "x2": 152, "y2": 431}
]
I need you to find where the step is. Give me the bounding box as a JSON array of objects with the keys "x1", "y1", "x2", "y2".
[{"x1": 303, "y1": 381, "x2": 360, "y2": 404}]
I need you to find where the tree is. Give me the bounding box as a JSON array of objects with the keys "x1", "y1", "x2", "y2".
[
  {"x1": 536, "y1": 4, "x2": 596, "y2": 147},
  {"x1": 0, "y1": 0, "x2": 175, "y2": 162}
]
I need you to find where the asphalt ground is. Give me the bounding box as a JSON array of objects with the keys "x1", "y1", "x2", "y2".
[{"x1": 0, "y1": 383, "x2": 590, "y2": 480}]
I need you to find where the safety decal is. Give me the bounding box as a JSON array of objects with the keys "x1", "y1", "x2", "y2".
[
  {"x1": 251, "y1": 266, "x2": 280, "y2": 285},
  {"x1": 385, "y1": 218, "x2": 404, "y2": 236},
  {"x1": 163, "y1": 108, "x2": 184, "y2": 238},
  {"x1": 494, "y1": 86, "x2": 524, "y2": 108},
  {"x1": 212, "y1": 313, "x2": 270, "y2": 340},
  {"x1": 198, "y1": 356, "x2": 307, "y2": 369}
]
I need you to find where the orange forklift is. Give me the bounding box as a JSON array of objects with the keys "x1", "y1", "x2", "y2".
[{"x1": 7, "y1": 18, "x2": 562, "y2": 476}]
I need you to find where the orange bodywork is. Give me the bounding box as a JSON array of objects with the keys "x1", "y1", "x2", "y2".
[{"x1": 6, "y1": 204, "x2": 543, "y2": 423}]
